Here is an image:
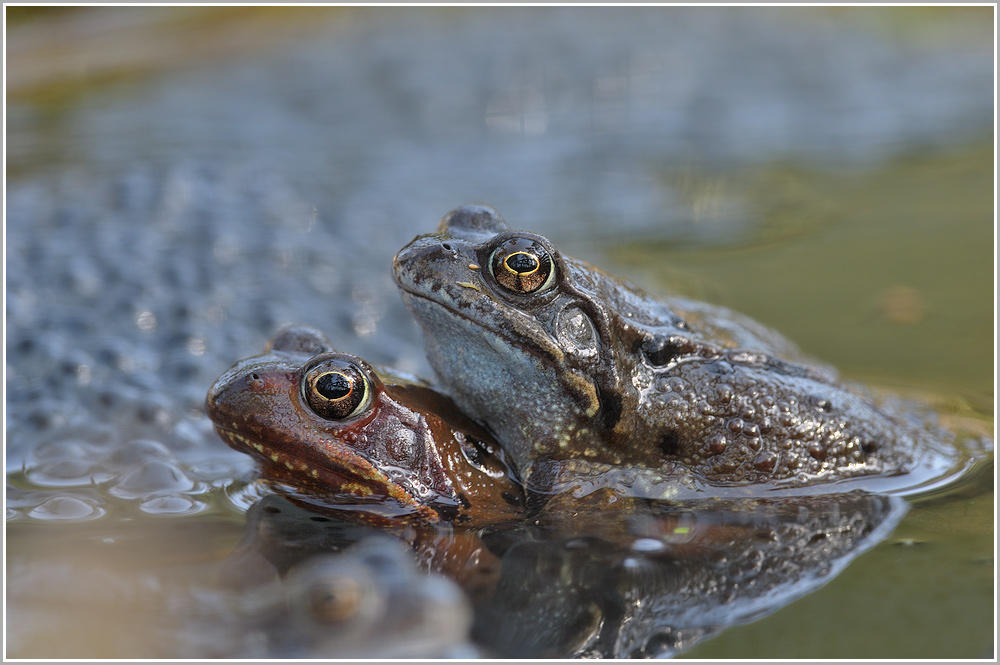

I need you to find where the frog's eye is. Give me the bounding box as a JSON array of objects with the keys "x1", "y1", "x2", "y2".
[
  {"x1": 302, "y1": 358, "x2": 372, "y2": 420},
  {"x1": 488, "y1": 236, "x2": 556, "y2": 295}
]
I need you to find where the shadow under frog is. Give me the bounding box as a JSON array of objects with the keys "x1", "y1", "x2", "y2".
[{"x1": 393, "y1": 205, "x2": 990, "y2": 499}]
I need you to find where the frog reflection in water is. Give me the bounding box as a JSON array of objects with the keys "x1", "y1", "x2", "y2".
[
  {"x1": 206, "y1": 325, "x2": 524, "y2": 526},
  {"x1": 393, "y1": 205, "x2": 974, "y2": 497}
]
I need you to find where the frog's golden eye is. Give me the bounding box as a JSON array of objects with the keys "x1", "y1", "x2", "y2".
[
  {"x1": 303, "y1": 359, "x2": 371, "y2": 420},
  {"x1": 488, "y1": 236, "x2": 556, "y2": 294}
]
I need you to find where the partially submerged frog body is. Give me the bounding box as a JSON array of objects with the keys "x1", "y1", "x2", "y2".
[
  {"x1": 393, "y1": 205, "x2": 974, "y2": 498},
  {"x1": 206, "y1": 325, "x2": 525, "y2": 526}
]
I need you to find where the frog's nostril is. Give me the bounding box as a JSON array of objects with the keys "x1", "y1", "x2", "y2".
[
  {"x1": 441, "y1": 242, "x2": 454, "y2": 251},
  {"x1": 247, "y1": 372, "x2": 265, "y2": 390}
]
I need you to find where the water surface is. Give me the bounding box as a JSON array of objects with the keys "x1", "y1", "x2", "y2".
[{"x1": 5, "y1": 6, "x2": 994, "y2": 658}]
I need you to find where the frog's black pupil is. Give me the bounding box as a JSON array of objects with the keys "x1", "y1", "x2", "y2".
[
  {"x1": 490, "y1": 237, "x2": 556, "y2": 294},
  {"x1": 506, "y1": 252, "x2": 538, "y2": 274},
  {"x1": 316, "y1": 372, "x2": 351, "y2": 400}
]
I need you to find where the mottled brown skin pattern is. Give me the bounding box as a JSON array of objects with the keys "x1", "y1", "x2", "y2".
[
  {"x1": 393, "y1": 205, "x2": 919, "y2": 496},
  {"x1": 206, "y1": 325, "x2": 524, "y2": 526}
]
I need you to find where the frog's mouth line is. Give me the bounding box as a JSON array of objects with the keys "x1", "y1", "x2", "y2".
[
  {"x1": 217, "y1": 426, "x2": 329, "y2": 482},
  {"x1": 213, "y1": 425, "x2": 440, "y2": 522},
  {"x1": 398, "y1": 287, "x2": 566, "y2": 365}
]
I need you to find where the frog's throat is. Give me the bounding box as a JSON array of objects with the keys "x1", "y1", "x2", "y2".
[
  {"x1": 213, "y1": 424, "x2": 440, "y2": 523},
  {"x1": 400, "y1": 288, "x2": 611, "y2": 418},
  {"x1": 399, "y1": 287, "x2": 566, "y2": 364}
]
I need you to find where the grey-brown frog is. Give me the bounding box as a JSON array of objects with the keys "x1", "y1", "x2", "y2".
[{"x1": 393, "y1": 205, "x2": 981, "y2": 499}]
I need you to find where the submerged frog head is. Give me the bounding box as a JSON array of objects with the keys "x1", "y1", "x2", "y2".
[
  {"x1": 206, "y1": 324, "x2": 524, "y2": 525},
  {"x1": 393, "y1": 205, "x2": 920, "y2": 495}
]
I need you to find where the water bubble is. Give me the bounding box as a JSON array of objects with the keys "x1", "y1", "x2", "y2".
[
  {"x1": 631, "y1": 537, "x2": 666, "y2": 553},
  {"x1": 31, "y1": 438, "x2": 93, "y2": 462},
  {"x1": 109, "y1": 459, "x2": 196, "y2": 499},
  {"x1": 28, "y1": 496, "x2": 105, "y2": 521},
  {"x1": 25, "y1": 459, "x2": 104, "y2": 488},
  {"x1": 105, "y1": 439, "x2": 175, "y2": 468},
  {"x1": 139, "y1": 494, "x2": 206, "y2": 516}
]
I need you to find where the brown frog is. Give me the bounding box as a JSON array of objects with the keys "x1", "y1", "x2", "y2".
[
  {"x1": 393, "y1": 205, "x2": 976, "y2": 498},
  {"x1": 206, "y1": 324, "x2": 525, "y2": 526}
]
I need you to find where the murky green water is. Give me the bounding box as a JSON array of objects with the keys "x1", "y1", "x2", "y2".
[
  {"x1": 607, "y1": 146, "x2": 994, "y2": 397},
  {"x1": 603, "y1": 141, "x2": 995, "y2": 660},
  {"x1": 688, "y1": 488, "x2": 994, "y2": 659},
  {"x1": 5, "y1": 6, "x2": 994, "y2": 658}
]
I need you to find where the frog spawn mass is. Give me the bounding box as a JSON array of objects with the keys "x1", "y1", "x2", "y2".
[{"x1": 393, "y1": 205, "x2": 923, "y2": 496}]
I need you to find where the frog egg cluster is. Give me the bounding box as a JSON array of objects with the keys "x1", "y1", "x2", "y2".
[{"x1": 6, "y1": 165, "x2": 426, "y2": 522}]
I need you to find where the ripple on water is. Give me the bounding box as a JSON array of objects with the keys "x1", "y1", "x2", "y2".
[{"x1": 224, "y1": 478, "x2": 276, "y2": 513}]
